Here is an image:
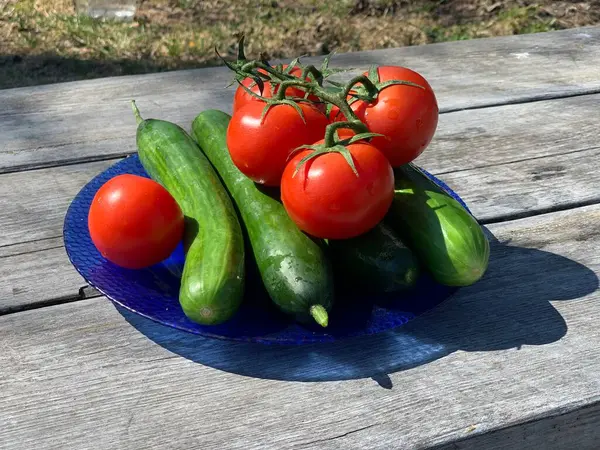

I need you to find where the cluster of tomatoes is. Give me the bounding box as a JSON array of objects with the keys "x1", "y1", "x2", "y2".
[
  {"x1": 226, "y1": 64, "x2": 439, "y2": 240},
  {"x1": 87, "y1": 62, "x2": 439, "y2": 270}
]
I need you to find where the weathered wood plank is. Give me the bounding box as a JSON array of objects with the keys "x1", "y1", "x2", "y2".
[
  {"x1": 1, "y1": 204, "x2": 599, "y2": 450},
  {"x1": 418, "y1": 92, "x2": 600, "y2": 175},
  {"x1": 0, "y1": 241, "x2": 88, "y2": 314},
  {"x1": 2, "y1": 83, "x2": 598, "y2": 178},
  {"x1": 1, "y1": 27, "x2": 599, "y2": 173},
  {"x1": 0, "y1": 239, "x2": 103, "y2": 314},
  {"x1": 0, "y1": 159, "x2": 116, "y2": 247},
  {"x1": 443, "y1": 145, "x2": 600, "y2": 223},
  {"x1": 0, "y1": 236, "x2": 63, "y2": 259},
  {"x1": 1, "y1": 140, "x2": 597, "y2": 311}
]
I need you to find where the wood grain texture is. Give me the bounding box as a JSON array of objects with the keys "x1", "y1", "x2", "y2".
[
  {"x1": 0, "y1": 240, "x2": 88, "y2": 314},
  {"x1": 1, "y1": 204, "x2": 599, "y2": 449},
  {"x1": 0, "y1": 236, "x2": 63, "y2": 259},
  {"x1": 0, "y1": 26, "x2": 599, "y2": 173},
  {"x1": 442, "y1": 145, "x2": 600, "y2": 223},
  {"x1": 0, "y1": 159, "x2": 116, "y2": 247},
  {"x1": 416, "y1": 92, "x2": 600, "y2": 175}
]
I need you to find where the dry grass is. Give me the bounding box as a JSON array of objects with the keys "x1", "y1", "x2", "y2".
[{"x1": 1, "y1": 0, "x2": 599, "y2": 89}]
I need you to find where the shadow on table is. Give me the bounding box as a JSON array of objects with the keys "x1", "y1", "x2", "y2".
[
  {"x1": 118, "y1": 228, "x2": 598, "y2": 386},
  {"x1": 0, "y1": 53, "x2": 215, "y2": 90}
]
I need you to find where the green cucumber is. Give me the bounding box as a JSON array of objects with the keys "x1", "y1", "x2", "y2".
[
  {"x1": 191, "y1": 109, "x2": 334, "y2": 327},
  {"x1": 327, "y1": 221, "x2": 419, "y2": 294},
  {"x1": 386, "y1": 163, "x2": 490, "y2": 287},
  {"x1": 132, "y1": 101, "x2": 245, "y2": 325}
]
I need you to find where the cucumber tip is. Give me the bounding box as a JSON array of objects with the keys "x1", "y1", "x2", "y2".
[{"x1": 309, "y1": 304, "x2": 329, "y2": 328}]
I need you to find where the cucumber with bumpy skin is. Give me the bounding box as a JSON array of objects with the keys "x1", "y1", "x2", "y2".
[
  {"x1": 132, "y1": 101, "x2": 245, "y2": 325},
  {"x1": 191, "y1": 109, "x2": 334, "y2": 328},
  {"x1": 386, "y1": 163, "x2": 490, "y2": 287}
]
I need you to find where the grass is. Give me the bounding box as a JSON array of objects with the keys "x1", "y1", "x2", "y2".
[{"x1": 1, "y1": 0, "x2": 599, "y2": 89}]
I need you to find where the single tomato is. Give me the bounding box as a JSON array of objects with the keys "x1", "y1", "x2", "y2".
[
  {"x1": 281, "y1": 140, "x2": 394, "y2": 239},
  {"x1": 233, "y1": 65, "x2": 320, "y2": 113},
  {"x1": 334, "y1": 66, "x2": 439, "y2": 167},
  {"x1": 88, "y1": 174, "x2": 184, "y2": 269},
  {"x1": 226, "y1": 101, "x2": 328, "y2": 186}
]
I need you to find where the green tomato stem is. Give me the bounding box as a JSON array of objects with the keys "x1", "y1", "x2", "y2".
[
  {"x1": 229, "y1": 50, "x2": 374, "y2": 125},
  {"x1": 300, "y1": 64, "x2": 324, "y2": 85},
  {"x1": 243, "y1": 61, "x2": 295, "y2": 82},
  {"x1": 239, "y1": 62, "x2": 361, "y2": 121},
  {"x1": 343, "y1": 74, "x2": 379, "y2": 100},
  {"x1": 270, "y1": 78, "x2": 361, "y2": 123},
  {"x1": 319, "y1": 89, "x2": 359, "y2": 122},
  {"x1": 323, "y1": 121, "x2": 369, "y2": 147}
]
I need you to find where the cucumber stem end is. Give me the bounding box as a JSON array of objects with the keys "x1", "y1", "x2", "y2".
[
  {"x1": 131, "y1": 100, "x2": 144, "y2": 125},
  {"x1": 310, "y1": 304, "x2": 329, "y2": 328}
]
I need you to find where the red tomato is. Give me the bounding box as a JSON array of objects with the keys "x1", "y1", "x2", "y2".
[
  {"x1": 227, "y1": 101, "x2": 329, "y2": 186},
  {"x1": 334, "y1": 66, "x2": 439, "y2": 167},
  {"x1": 88, "y1": 174, "x2": 184, "y2": 269},
  {"x1": 233, "y1": 65, "x2": 320, "y2": 113},
  {"x1": 281, "y1": 140, "x2": 394, "y2": 239}
]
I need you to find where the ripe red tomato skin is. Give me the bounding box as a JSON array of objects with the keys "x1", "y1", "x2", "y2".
[
  {"x1": 226, "y1": 102, "x2": 329, "y2": 186},
  {"x1": 233, "y1": 65, "x2": 320, "y2": 113},
  {"x1": 281, "y1": 140, "x2": 394, "y2": 240},
  {"x1": 88, "y1": 174, "x2": 184, "y2": 270},
  {"x1": 333, "y1": 66, "x2": 439, "y2": 167}
]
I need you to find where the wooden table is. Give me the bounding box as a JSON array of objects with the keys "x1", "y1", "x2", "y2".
[{"x1": 2, "y1": 26, "x2": 600, "y2": 450}]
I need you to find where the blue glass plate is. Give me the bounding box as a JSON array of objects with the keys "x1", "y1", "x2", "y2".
[{"x1": 64, "y1": 154, "x2": 472, "y2": 345}]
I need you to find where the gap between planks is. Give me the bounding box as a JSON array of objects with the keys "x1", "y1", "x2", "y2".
[
  {"x1": 441, "y1": 86, "x2": 600, "y2": 113},
  {"x1": 0, "y1": 152, "x2": 134, "y2": 176},
  {"x1": 0, "y1": 289, "x2": 99, "y2": 315}
]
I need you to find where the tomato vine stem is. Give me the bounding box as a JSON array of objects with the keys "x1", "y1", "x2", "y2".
[
  {"x1": 342, "y1": 75, "x2": 378, "y2": 100},
  {"x1": 323, "y1": 121, "x2": 368, "y2": 147},
  {"x1": 227, "y1": 56, "x2": 365, "y2": 125}
]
